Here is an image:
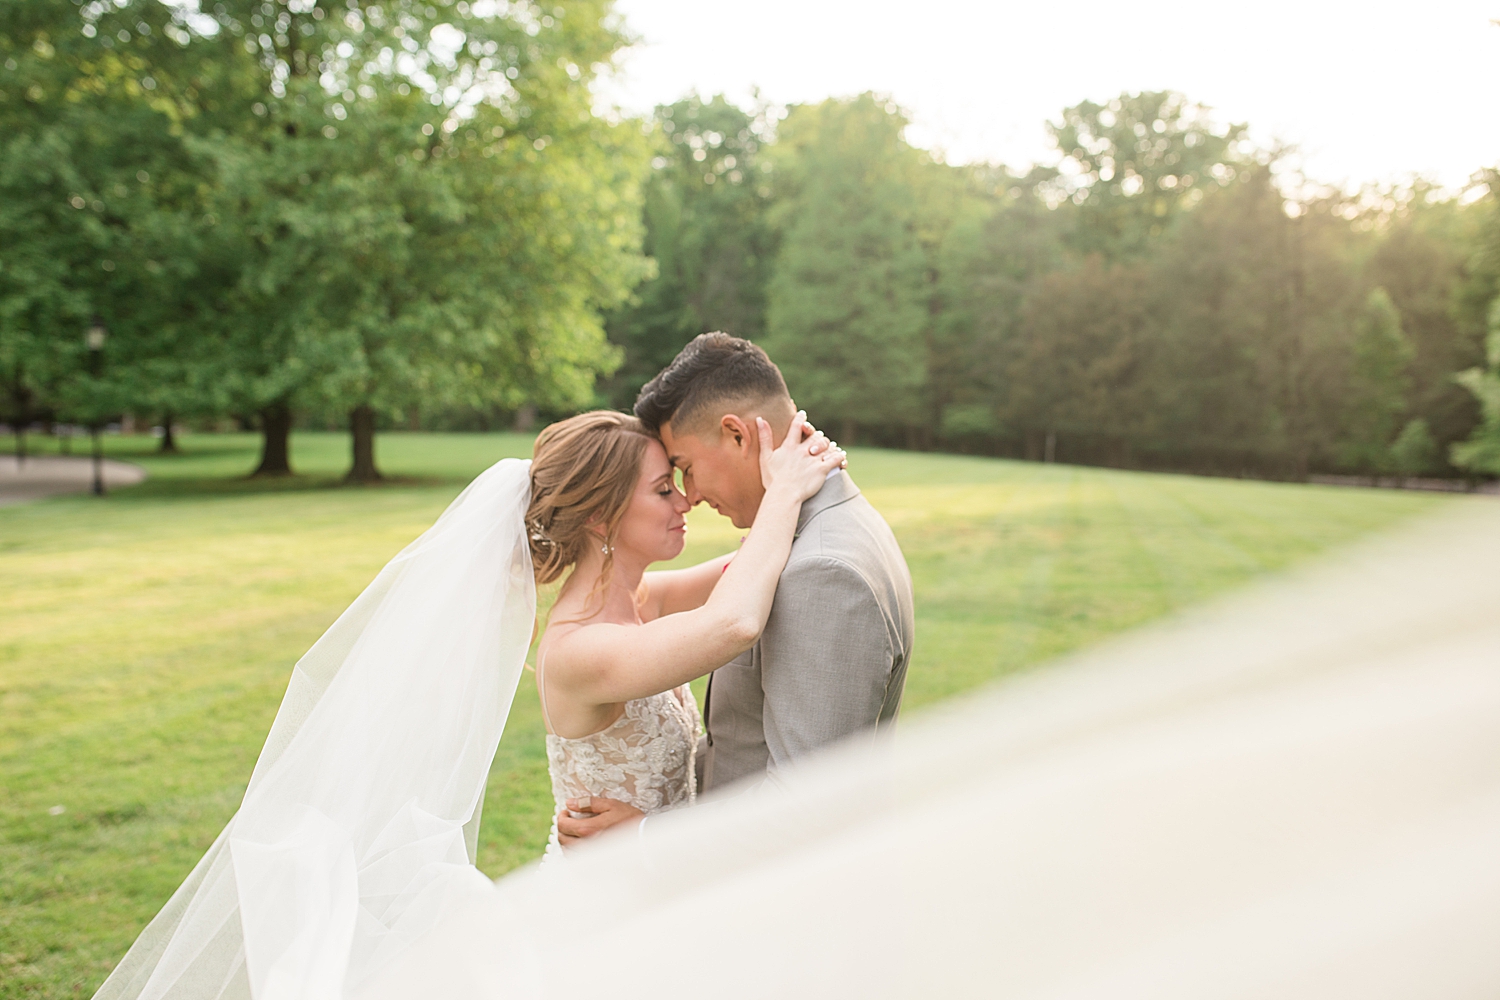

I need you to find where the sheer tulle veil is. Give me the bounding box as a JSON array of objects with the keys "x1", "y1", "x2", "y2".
[{"x1": 95, "y1": 458, "x2": 537, "y2": 1000}]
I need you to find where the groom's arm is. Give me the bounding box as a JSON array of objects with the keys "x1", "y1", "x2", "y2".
[
  {"x1": 555, "y1": 796, "x2": 642, "y2": 844},
  {"x1": 760, "y1": 555, "x2": 897, "y2": 769}
]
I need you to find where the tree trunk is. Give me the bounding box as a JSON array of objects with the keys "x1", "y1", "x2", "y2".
[
  {"x1": 253, "y1": 401, "x2": 293, "y2": 476},
  {"x1": 91, "y1": 426, "x2": 105, "y2": 495},
  {"x1": 347, "y1": 404, "x2": 382, "y2": 483},
  {"x1": 840, "y1": 419, "x2": 857, "y2": 447},
  {"x1": 10, "y1": 370, "x2": 29, "y2": 466},
  {"x1": 158, "y1": 413, "x2": 179, "y2": 454}
]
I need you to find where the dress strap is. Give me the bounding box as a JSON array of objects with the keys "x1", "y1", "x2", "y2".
[{"x1": 536, "y1": 649, "x2": 556, "y2": 735}]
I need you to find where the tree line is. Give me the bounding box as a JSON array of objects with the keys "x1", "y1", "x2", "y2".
[
  {"x1": 605, "y1": 93, "x2": 1500, "y2": 481},
  {"x1": 2, "y1": 0, "x2": 647, "y2": 479},
  {"x1": 5, "y1": 2, "x2": 1500, "y2": 482}
]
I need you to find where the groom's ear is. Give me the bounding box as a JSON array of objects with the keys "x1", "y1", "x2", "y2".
[{"x1": 720, "y1": 413, "x2": 754, "y2": 454}]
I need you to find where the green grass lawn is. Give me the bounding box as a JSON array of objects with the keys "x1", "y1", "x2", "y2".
[{"x1": 0, "y1": 431, "x2": 1449, "y2": 997}]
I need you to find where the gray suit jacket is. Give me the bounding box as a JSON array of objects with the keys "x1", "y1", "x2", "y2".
[{"x1": 700, "y1": 470, "x2": 915, "y2": 792}]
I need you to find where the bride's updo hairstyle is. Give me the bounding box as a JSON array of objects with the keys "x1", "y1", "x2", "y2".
[{"x1": 526, "y1": 410, "x2": 653, "y2": 588}]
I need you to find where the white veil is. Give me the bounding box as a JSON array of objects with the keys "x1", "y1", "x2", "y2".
[
  {"x1": 95, "y1": 458, "x2": 536, "y2": 1000},
  {"x1": 362, "y1": 500, "x2": 1500, "y2": 1000}
]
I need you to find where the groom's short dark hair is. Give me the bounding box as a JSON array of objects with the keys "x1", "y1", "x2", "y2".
[{"x1": 634, "y1": 332, "x2": 791, "y2": 436}]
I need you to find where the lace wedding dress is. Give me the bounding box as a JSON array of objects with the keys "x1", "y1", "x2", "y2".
[{"x1": 538, "y1": 658, "x2": 701, "y2": 859}]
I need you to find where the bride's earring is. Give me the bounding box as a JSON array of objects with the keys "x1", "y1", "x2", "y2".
[{"x1": 601, "y1": 541, "x2": 613, "y2": 555}]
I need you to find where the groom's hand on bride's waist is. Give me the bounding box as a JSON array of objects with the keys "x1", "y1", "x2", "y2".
[{"x1": 557, "y1": 796, "x2": 643, "y2": 846}]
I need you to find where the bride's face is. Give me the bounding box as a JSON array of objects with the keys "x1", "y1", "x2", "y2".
[{"x1": 614, "y1": 440, "x2": 691, "y2": 563}]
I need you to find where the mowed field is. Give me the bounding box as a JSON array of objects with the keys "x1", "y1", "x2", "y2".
[{"x1": 0, "y1": 431, "x2": 1448, "y2": 997}]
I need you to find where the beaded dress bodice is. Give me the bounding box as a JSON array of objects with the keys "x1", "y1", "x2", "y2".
[{"x1": 539, "y1": 663, "x2": 700, "y2": 858}]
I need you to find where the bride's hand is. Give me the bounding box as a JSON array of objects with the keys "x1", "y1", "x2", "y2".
[{"x1": 758, "y1": 411, "x2": 846, "y2": 503}]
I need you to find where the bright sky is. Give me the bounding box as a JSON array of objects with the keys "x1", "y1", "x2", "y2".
[{"x1": 596, "y1": 0, "x2": 1500, "y2": 192}]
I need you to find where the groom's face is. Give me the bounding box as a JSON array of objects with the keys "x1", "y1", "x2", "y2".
[{"x1": 658, "y1": 415, "x2": 766, "y2": 530}]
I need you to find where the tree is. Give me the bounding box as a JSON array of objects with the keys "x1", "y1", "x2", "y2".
[
  {"x1": 1140, "y1": 167, "x2": 1365, "y2": 475},
  {"x1": 1, "y1": 6, "x2": 110, "y2": 456},
  {"x1": 162, "y1": 0, "x2": 649, "y2": 480},
  {"x1": 1365, "y1": 185, "x2": 1484, "y2": 467},
  {"x1": 1389, "y1": 418, "x2": 1438, "y2": 479},
  {"x1": 930, "y1": 180, "x2": 1067, "y2": 441},
  {"x1": 1003, "y1": 256, "x2": 1153, "y2": 463},
  {"x1": 1337, "y1": 288, "x2": 1414, "y2": 473},
  {"x1": 761, "y1": 94, "x2": 939, "y2": 442},
  {"x1": 603, "y1": 94, "x2": 776, "y2": 406},
  {"x1": 1449, "y1": 299, "x2": 1500, "y2": 476},
  {"x1": 1040, "y1": 91, "x2": 1252, "y2": 260},
  {"x1": 4, "y1": 0, "x2": 649, "y2": 480},
  {"x1": 0, "y1": 0, "x2": 232, "y2": 462},
  {"x1": 250, "y1": 0, "x2": 648, "y2": 479}
]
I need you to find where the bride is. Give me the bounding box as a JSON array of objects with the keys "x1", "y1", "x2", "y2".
[{"x1": 95, "y1": 408, "x2": 842, "y2": 1000}]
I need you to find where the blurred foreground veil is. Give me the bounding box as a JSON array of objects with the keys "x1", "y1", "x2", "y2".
[
  {"x1": 97, "y1": 459, "x2": 536, "y2": 1000},
  {"x1": 365, "y1": 499, "x2": 1500, "y2": 1000}
]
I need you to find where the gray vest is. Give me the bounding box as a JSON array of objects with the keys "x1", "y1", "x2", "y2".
[{"x1": 701, "y1": 470, "x2": 915, "y2": 792}]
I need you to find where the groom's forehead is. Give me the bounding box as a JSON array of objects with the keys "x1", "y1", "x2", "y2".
[
  {"x1": 658, "y1": 422, "x2": 695, "y2": 467},
  {"x1": 664, "y1": 441, "x2": 709, "y2": 471}
]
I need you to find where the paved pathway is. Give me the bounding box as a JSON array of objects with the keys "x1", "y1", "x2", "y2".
[{"x1": 0, "y1": 455, "x2": 148, "y2": 507}]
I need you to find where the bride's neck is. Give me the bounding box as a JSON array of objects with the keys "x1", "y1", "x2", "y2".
[{"x1": 563, "y1": 545, "x2": 647, "y2": 621}]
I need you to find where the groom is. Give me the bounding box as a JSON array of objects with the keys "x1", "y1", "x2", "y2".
[{"x1": 558, "y1": 332, "x2": 915, "y2": 842}]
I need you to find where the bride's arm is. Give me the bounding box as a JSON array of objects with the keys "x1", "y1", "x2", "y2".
[
  {"x1": 638, "y1": 552, "x2": 736, "y2": 620},
  {"x1": 548, "y1": 414, "x2": 841, "y2": 706}
]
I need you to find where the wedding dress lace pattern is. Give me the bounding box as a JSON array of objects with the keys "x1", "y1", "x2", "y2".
[{"x1": 539, "y1": 665, "x2": 701, "y2": 859}]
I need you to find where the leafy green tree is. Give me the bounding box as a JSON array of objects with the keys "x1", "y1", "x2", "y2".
[
  {"x1": 930, "y1": 180, "x2": 1067, "y2": 441},
  {"x1": 604, "y1": 94, "x2": 775, "y2": 406},
  {"x1": 1003, "y1": 256, "x2": 1152, "y2": 462},
  {"x1": 1337, "y1": 288, "x2": 1414, "y2": 472},
  {"x1": 154, "y1": 0, "x2": 647, "y2": 480},
  {"x1": 1041, "y1": 91, "x2": 1252, "y2": 259},
  {"x1": 1455, "y1": 171, "x2": 1500, "y2": 340},
  {"x1": 1450, "y1": 299, "x2": 1500, "y2": 476},
  {"x1": 761, "y1": 94, "x2": 944, "y2": 442},
  {"x1": 0, "y1": 0, "x2": 236, "y2": 462},
  {"x1": 5, "y1": 0, "x2": 647, "y2": 480},
  {"x1": 2, "y1": 4, "x2": 128, "y2": 452},
  {"x1": 1389, "y1": 417, "x2": 1438, "y2": 478},
  {"x1": 1142, "y1": 168, "x2": 1365, "y2": 475},
  {"x1": 1366, "y1": 186, "x2": 1485, "y2": 465}
]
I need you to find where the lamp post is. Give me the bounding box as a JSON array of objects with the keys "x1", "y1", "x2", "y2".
[{"x1": 86, "y1": 318, "x2": 107, "y2": 496}]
